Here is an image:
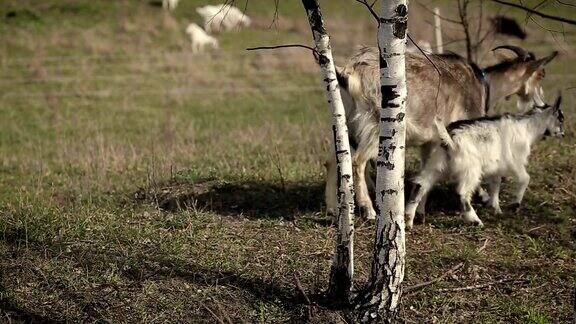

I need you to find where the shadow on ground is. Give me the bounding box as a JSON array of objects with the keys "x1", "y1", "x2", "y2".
[{"x1": 134, "y1": 178, "x2": 325, "y2": 220}]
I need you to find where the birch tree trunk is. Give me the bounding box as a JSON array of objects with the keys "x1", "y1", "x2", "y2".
[
  {"x1": 300, "y1": 0, "x2": 355, "y2": 305},
  {"x1": 356, "y1": 0, "x2": 408, "y2": 322}
]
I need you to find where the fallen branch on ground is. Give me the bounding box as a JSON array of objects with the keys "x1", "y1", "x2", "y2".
[
  {"x1": 437, "y1": 279, "x2": 529, "y2": 292},
  {"x1": 477, "y1": 239, "x2": 489, "y2": 252},
  {"x1": 405, "y1": 262, "x2": 464, "y2": 293},
  {"x1": 293, "y1": 273, "x2": 312, "y2": 305}
]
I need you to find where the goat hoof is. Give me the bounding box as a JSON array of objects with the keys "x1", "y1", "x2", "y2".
[
  {"x1": 360, "y1": 206, "x2": 376, "y2": 220},
  {"x1": 326, "y1": 209, "x2": 336, "y2": 221},
  {"x1": 405, "y1": 219, "x2": 414, "y2": 231},
  {"x1": 508, "y1": 202, "x2": 521, "y2": 212},
  {"x1": 416, "y1": 212, "x2": 426, "y2": 225}
]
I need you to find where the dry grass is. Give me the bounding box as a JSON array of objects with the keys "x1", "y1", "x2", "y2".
[{"x1": 0, "y1": 0, "x2": 575, "y2": 322}]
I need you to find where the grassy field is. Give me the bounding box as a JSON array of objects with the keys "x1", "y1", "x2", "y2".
[{"x1": 0, "y1": 0, "x2": 575, "y2": 322}]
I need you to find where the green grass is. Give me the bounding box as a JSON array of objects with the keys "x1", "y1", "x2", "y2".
[{"x1": 0, "y1": 0, "x2": 575, "y2": 322}]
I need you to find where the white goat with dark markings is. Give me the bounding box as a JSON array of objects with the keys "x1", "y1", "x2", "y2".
[{"x1": 405, "y1": 95, "x2": 565, "y2": 228}]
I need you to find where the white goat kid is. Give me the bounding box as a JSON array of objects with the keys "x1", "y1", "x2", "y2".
[
  {"x1": 196, "y1": 4, "x2": 251, "y2": 33},
  {"x1": 162, "y1": 0, "x2": 179, "y2": 11},
  {"x1": 405, "y1": 95, "x2": 565, "y2": 229},
  {"x1": 185, "y1": 23, "x2": 219, "y2": 54}
]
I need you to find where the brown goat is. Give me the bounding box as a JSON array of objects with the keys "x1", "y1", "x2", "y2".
[{"x1": 326, "y1": 45, "x2": 558, "y2": 220}]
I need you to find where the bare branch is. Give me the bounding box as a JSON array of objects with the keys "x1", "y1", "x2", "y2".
[
  {"x1": 293, "y1": 273, "x2": 312, "y2": 305},
  {"x1": 458, "y1": 0, "x2": 474, "y2": 62},
  {"x1": 269, "y1": 0, "x2": 280, "y2": 29},
  {"x1": 523, "y1": 0, "x2": 549, "y2": 23},
  {"x1": 405, "y1": 263, "x2": 464, "y2": 293},
  {"x1": 438, "y1": 279, "x2": 529, "y2": 292},
  {"x1": 556, "y1": 0, "x2": 576, "y2": 8},
  {"x1": 355, "y1": 0, "x2": 381, "y2": 24},
  {"x1": 413, "y1": 0, "x2": 462, "y2": 24},
  {"x1": 491, "y1": 0, "x2": 576, "y2": 25},
  {"x1": 246, "y1": 44, "x2": 318, "y2": 54},
  {"x1": 246, "y1": 44, "x2": 321, "y2": 64},
  {"x1": 407, "y1": 34, "x2": 442, "y2": 76}
]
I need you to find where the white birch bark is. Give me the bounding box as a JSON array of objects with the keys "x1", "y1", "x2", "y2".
[
  {"x1": 356, "y1": 0, "x2": 408, "y2": 322},
  {"x1": 300, "y1": 0, "x2": 355, "y2": 304},
  {"x1": 434, "y1": 7, "x2": 444, "y2": 53}
]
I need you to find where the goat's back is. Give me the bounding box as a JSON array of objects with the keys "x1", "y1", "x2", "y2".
[{"x1": 340, "y1": 46, "x2": 486, "y2": 146}]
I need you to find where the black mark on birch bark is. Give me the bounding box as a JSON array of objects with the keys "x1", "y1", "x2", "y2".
[
  {"x1": 379, "y1": 130, "x2": 396, "y2": 142},
  {"x1": 379, "y1": 47, "x2": 388, "y2": 69},
  {"x1": 324, "y1": 77, "x2": 335, "y2": 91},
  {"x1": 302, "y1": 0, "x2": 326, "y2": 34},
  {"x1": 376, "y1": 161, "x2": 395, "y2": 170},
  {"x1": 393, "y1": 4, "x2": 408, "y2": 39},
  {"x1": 381, "y1": 85, "x2": 400, "y2": 109},
  {"x1": 318, "y1": 54, "x2": 330, "y2": 65},
  {"x1": 381, "y1": 189, "x2": 398, "y2": 195},
  {"x1": 327, "y1": 243, "x2": 352, "y2": 302},
  {"x1": 381, "y1": 112, "x2": 405, "y2": 123},
  {"x1": 332, "y1": 125, "x2": 344, "y2": 208}
]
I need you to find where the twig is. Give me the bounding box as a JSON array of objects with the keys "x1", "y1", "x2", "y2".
[
  {"x1": 355, "y1": 0, "x2": 380, "y2": 24},
  {"x1": 267, "y1": 0, "x2": 280, "y2": 29},
  {"x1": 201, "y1": 303, "x2": 226, "y2": 324},
  {"x1": 246, "y1": 44, "x2": 318, "y2": 55},
  {"x1": 438, "y1": 279, "x2": 528, "y2": 292},
  {"x1": 413, "y1": 1, "x2": 462, "y2": 24},
  {"x1": 527, "y1": 225, "x2": 544, "y2": 232},
  {"x1": 523, "y1": 0, "x2": 549, "y2": 23},
  {"x1": 556, "y1": 0, "x2": 576, "y2": 8},
  {"x1": 273, "y1": 146, "x2": 286, "y2": 192},
  {"x1": 491, "y1": 0, "x2": 576, "y2": 25},
  {"x1": 477, "y1": 239, "x2": 489, "y2": 252},
  {"x1": 212, "y1": 300, "x2": 234, "y2": 324},
  {"x1": 405, "y1": 262, "x2": 464, "y2": 292},
  {"x1": 406, "y1": 33, "x2": 444, "y2": 111},
  {"x1": 458, "y1": 0, "x2": 474, "y2": 62},
  {"x1": 293, "y1": 273, "x2": 312, "y2": 305},
  {"x1": 246, "y1": 44, "x2": 320, "y2": 63}
]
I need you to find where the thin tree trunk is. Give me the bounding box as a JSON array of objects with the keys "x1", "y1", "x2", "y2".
[
  {"x1": 458, "y1": 0, "x2": 474, "y2": 62},
  {"x1": 355, "y1": 0, "x2": 408, "y2": 322},
  {"x1": 433, "y1": 7, "x2": 443, "y2": 53},
  {"x1": 300, "y1": 0, "x2": 355, "y2": 305}
]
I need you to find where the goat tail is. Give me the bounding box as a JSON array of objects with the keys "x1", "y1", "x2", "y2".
[{"x1": 434, "y1": 117, "x2": 455, "y2": 151}]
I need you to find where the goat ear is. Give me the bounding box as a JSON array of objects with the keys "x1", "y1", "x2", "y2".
[
  {"x1": 527, "y1": 51, "x2": 559, "y2": 73},
  {"x1": 553, "y1": 94, "x2": 562, "y2": 110}
]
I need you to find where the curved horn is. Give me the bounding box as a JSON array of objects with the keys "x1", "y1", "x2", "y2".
[{"x1": 492, "y1": 45, "x2": 533, "y2": 61}]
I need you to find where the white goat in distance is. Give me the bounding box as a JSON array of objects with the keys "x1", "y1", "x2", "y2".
[
  {"x1": 196, "y1": 4, "x2": 251, "y2": 33},
  {"x1": 185, "y1": 23, "x2": 219, "y2": 54},
  {"x1": 162, "y1": 0, "x2": 179, "y2": 11},
  {"x1": 405, "y1": 95, "x2": 565, "y2": 229}
]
